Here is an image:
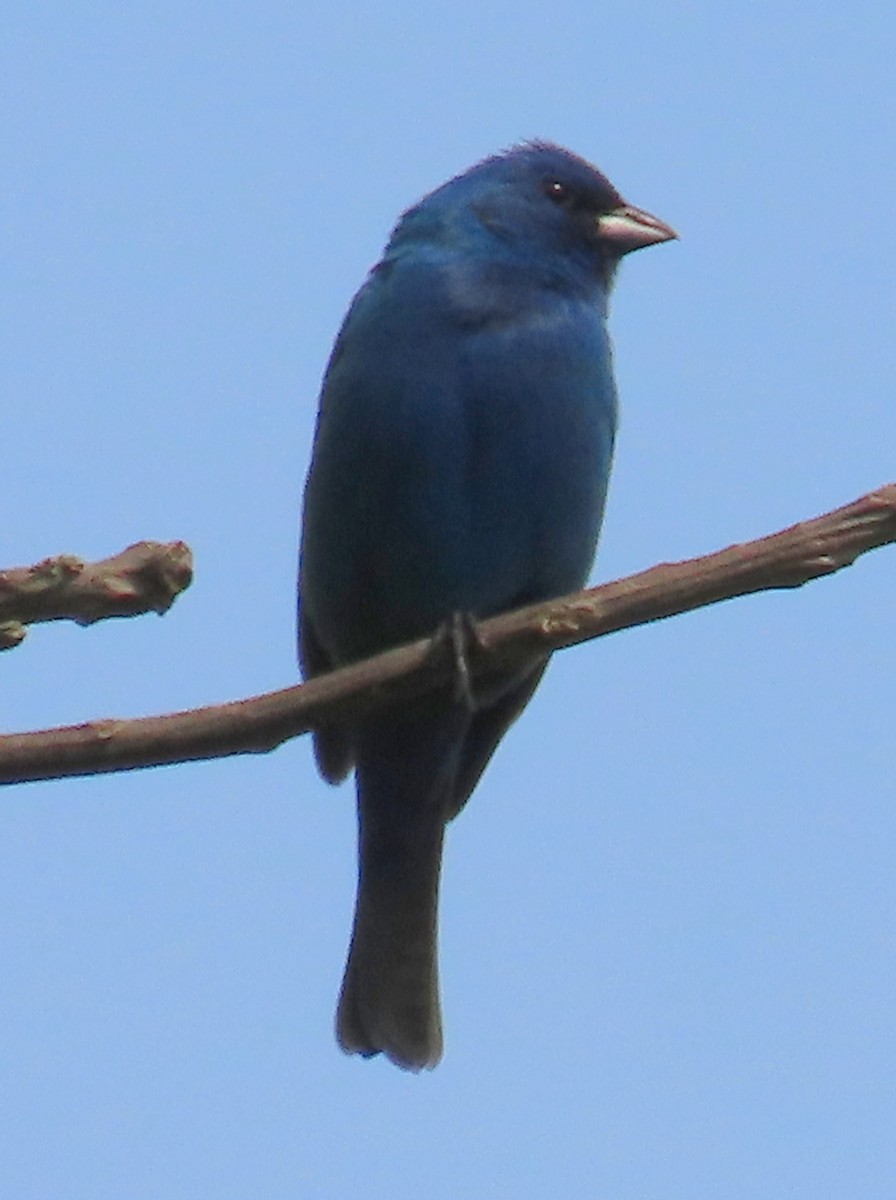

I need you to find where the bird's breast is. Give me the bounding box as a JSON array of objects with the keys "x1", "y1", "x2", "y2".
[{"x1": 301, "y1": 257, "x2": 617, "y2": 663}]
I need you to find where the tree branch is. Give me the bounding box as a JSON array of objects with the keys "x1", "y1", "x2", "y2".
[
  {"x1": 1, "y1": 485, "x2": 894, "y2": 786},
  {"x1": 0, "y1": 541, "x2": 194, "y2": 650}
]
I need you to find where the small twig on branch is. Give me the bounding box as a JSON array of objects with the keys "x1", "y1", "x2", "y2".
[
  {"x1": 0, "y1": 541, "x2": 194, "y2": 650},
  {"x1": 1, "y1": 485, "x2": 894, "y2": 786}
]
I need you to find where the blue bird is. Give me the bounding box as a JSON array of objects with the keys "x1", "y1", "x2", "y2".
[{"x1": 299, "y1": 142, "x2": 675, "y2": 1070}]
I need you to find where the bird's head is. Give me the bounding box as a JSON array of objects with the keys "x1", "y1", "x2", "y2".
[{"x1": 392, "y1": 141, "x2": 676, "y2": 289}]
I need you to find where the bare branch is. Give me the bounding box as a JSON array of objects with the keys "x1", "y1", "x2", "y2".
[
  {"x1": 1, "y1": 485, "x2": 894, "y2": 786},
  {"x1": 0, "y1": 541, "x2": 194, "y2": 650}
]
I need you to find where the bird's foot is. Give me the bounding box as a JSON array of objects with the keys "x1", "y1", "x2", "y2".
[{"x1": 429, "y1": 612, "x2": 486, "y2": 712}]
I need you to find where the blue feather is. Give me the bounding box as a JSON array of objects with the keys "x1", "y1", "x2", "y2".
[{"x1": 299, "y1": 142, "x2": 675, "y2": 1069}]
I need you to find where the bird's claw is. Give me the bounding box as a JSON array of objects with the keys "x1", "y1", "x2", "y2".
[{"x1": 429, "y1": 612, "x2": 485, "y2": 712}]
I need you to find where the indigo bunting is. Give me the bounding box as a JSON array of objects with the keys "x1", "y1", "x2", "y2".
[{"x1": 299, "y1": 142, "x2": 675, "y2": 1070}]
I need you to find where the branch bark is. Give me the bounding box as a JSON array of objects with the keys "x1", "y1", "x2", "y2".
[
  {"x1": 0, "y1": 541, "x2": 193, "y2": 650},
  {"x1": 1, "y1": 485, "x2": 894, "y2": 786}
]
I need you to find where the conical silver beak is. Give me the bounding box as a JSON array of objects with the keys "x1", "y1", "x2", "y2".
[{"x1": 597, "y1": 204, "x2": 678, "y2": 255}]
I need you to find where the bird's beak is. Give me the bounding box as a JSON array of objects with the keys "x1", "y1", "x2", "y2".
[{"x1": 597, "y1": 204, "x2": 678, "y2": 255}]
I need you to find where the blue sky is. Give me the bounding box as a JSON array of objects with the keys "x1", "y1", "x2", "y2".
[{"x1": 3, "y1": 3, "x2": 896, "y2": 1197}]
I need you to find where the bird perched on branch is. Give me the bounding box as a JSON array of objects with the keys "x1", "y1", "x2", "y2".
[{"x1": 299, "y1": 142, "x2": 675, "y2": 1070}]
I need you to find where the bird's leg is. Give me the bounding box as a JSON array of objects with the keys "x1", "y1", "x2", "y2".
[
  {"x1": 446, "y1": 611, "x2": 479, "y2": 710},
  {"x1": 428, "y1": 612, "x2": 486, "y2": 712}
]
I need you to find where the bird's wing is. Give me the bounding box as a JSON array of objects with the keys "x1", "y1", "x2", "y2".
[{"x1": 299, "y1": 603, "x2": 354, "y2": 784}]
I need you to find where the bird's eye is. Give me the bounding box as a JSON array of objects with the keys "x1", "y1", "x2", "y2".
[{"x1": 545, "y1": 179, "x2": 570, "y2": 205}]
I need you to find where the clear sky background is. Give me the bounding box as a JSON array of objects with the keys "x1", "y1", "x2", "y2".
[{"x1": 3, "y1": 3, "x2": 895, "y2": 1197}]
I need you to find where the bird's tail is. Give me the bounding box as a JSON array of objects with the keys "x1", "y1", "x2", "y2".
[
  {"x1": 336, "y1": 811, "x2": 445, "y2": 1070},
  {"x1": 336, "y1": 701, "x2": 468, "y2": 1071}
]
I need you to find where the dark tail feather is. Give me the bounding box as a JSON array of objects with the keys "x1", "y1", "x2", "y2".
[
  {"x1": 336, "y1": 700, "x2": 469, "y2": 1070},
  {"x1": 336, "y1": 814, "x2": 445, "y2": 1070}
]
